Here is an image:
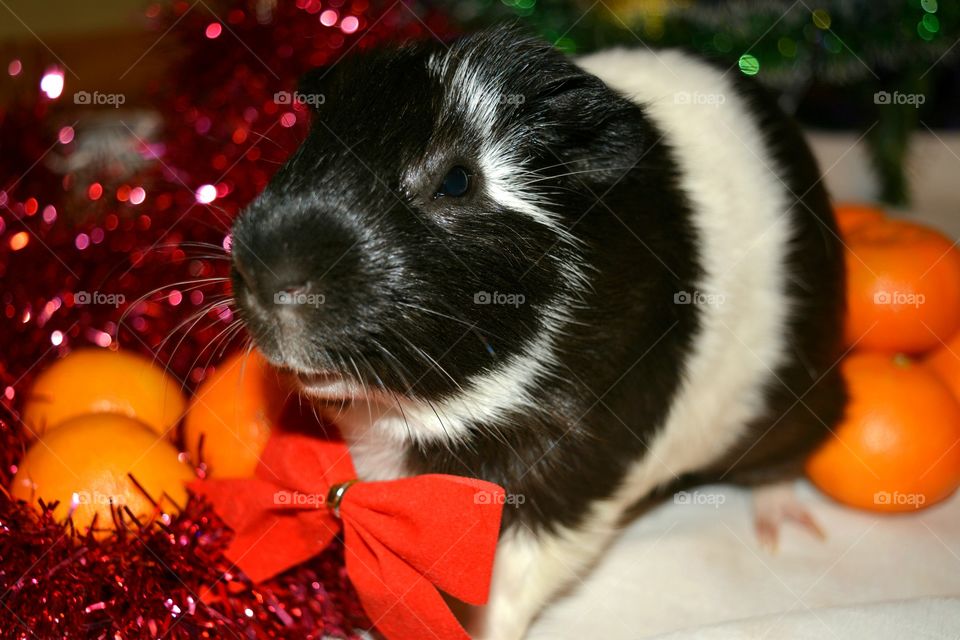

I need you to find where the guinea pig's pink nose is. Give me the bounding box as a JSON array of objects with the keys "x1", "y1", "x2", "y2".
[
  {"x1": 278, "y1": 282, "x2": 309, "y2": 296},
  {"x1": 275, "y1": 280, "x2": 311, "y2": 303},
  {"x1": 259, "y1": 270, "x2": 321, "y2": 310},
  {"x1": 229, "y1": 204, "x2": 358, "y2": 317},
  {"x1": 232, "y1": 246, "x2": 322, "y2": 312}
]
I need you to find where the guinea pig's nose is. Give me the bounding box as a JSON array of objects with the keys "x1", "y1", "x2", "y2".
[
  {"x1": 230, "y1": 205, "x2": 358, "y2": 314},
  {"x1": 277, "y1": 281, "x2": 310, "y2": 297},
  {"x1": 233, "y1": 247, "x2": 321, "y2": 311},
  {"x1": 259, "y1": 268, "x2": 322, "y2": 310}
]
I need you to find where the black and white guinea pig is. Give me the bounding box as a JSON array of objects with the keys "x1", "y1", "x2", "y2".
[{"x1": 230, "y1": 25, "x2": 846, "y2": 639}]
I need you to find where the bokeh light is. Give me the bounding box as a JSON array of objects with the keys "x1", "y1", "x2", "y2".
[
  {"x1": 341, "y1": 16, "x2": 359, "y2": 34},
  {"x1": 320, "y1": 9, "x2": 338, "y2": 26},
  {"x1": 738, "y1": 53, "x2": 760, "y2": 76},
  {"x1": 39, "y1": 68, "x2": 64, "y2": 99},
  {"x1": 195, "y1": 184, "x2": 217, "y2": 204}
]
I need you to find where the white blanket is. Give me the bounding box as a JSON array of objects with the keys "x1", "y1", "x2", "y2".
[{"x1": 529, "y1": 482, "x2": 960, "y2": 639}]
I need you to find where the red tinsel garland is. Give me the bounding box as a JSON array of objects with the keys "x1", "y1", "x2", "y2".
[
  {"x1": 0, "y1": 417, "x2": 370, "y2": 639},
  {"x1": 0, "y1": 0, "x2": 454, "y2": 636}
]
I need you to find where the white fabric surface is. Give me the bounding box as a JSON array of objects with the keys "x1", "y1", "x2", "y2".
[{"x1": 528, "y1": 482, "x2": 960, "y2": 639}]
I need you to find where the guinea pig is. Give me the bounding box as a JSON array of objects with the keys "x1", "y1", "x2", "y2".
[{"x1": 229, "y1": 25, "x2": 846, "y2": 639}]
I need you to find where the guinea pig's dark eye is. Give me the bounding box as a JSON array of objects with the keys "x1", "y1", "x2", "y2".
[{"x1": 435, "y1": 166, "x2": 472, "y2": 199}]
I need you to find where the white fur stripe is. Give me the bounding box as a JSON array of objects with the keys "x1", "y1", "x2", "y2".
[
  {"x1": 345, "y1": 49, "x2": 591, "y2": 445},
  {"x1": 574, "y1": 49, "x2": 793, "y2": 502}
]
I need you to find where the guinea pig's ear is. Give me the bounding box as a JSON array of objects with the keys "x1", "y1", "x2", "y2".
[
  {"x1": 460, "y1": 25, "x2": 646, "y2": 183},
  {"x1": 532, "y1": 66, "x2": 647, "y2": 183}
]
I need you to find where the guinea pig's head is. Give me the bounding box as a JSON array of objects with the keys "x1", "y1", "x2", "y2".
[{"x1": 230, "y1": 25, "x2": 645, "y2": 403}]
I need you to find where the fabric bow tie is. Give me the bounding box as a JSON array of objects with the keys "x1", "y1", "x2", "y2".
[{"x1": 190, "y1": 432, "x2": 505, "y2": 640}]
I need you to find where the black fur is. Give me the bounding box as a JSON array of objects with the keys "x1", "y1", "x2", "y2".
[
  {"x1": 689, "y1": 66, "x2": 848, "y2": 487},
  {"x1": 230, "y1": 26, "x2": 846, "y2": 534}
]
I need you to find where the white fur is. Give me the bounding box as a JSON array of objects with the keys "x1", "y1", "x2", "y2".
[
  {"x1": 428, "y1": 48, "x2": 584, "y2": 246},
  {"x1": 575, "y1": 47, "x2": 792, "y2": 508},
  {"x1": 472, "y1": 50, "x2": 796, "y2": 639},
  {"x1": 301, "y1": 334, "x2": 559, "y2": 448},
  {"x1": 330, "y1": 49, "x2": 592, "y2": 447},
  {"x1": 470, "y1": 518, "x2": 624, "y2": 640}
]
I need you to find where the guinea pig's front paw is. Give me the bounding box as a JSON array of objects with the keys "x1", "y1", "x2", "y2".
[
  {"x1": 458, "y1": 601, "x2": 530, "y2": 640},
  {"x1": 467, "y1": 617, "x2": 529, "y2": 640},
  {"x1": 752, "y1": 481, "x2": 826, "y2": 553}
]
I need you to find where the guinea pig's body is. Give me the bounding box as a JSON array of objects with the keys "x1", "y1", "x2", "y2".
[{"x1": 230, "y1": 27, "x2": 845, "y2": 639}]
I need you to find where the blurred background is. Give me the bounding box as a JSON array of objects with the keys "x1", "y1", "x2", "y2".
[{"x1": 2, "y1": 0, "x2": 958, "y2": 209}]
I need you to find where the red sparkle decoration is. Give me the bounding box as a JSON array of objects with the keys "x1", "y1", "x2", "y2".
[{"x1": 0, "y1": 0, "x2": 454, "y2": 636}]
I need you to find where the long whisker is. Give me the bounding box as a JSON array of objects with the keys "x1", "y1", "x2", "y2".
[
  {"x1": 396, "y1": 301, "x2": 494, "y2": 338},
  {"x1": 195, "y1": 319, "x2": 246, "y2": 380},
  {"x1": 168, "y1": 305, "x2": 236, "y2": 390},
  {"x1": 517, "y1": 165, "x2": 639, "y2": 186},
  {"x1": 514, "y1": 155, "x2": 613, "y2": 176},
  {"x1": 153, "y1": 297, "x2": 232, "y2": 362},
  {"x1": 152, "y1": 241, "x2": 229, "y2": 252},
  {"x1": 118, "y1": 277, "x2": 230, "y2": 329},
  {"x1": 387, "y1": 325, "x2": 466, "y2": 397}
]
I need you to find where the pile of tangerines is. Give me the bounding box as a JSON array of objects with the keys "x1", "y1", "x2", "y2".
[{"x1": 806, "y1": 204, "x2": 960, "y2": 513}]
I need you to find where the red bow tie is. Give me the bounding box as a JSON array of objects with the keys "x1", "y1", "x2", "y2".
[{"x1": 190, "y1": 432, "x2": 505, "y2": 640}]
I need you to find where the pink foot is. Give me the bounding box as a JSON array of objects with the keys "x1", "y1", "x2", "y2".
[{"x1": 752, "y1": 482, "x2": 825, "y2": 553}]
